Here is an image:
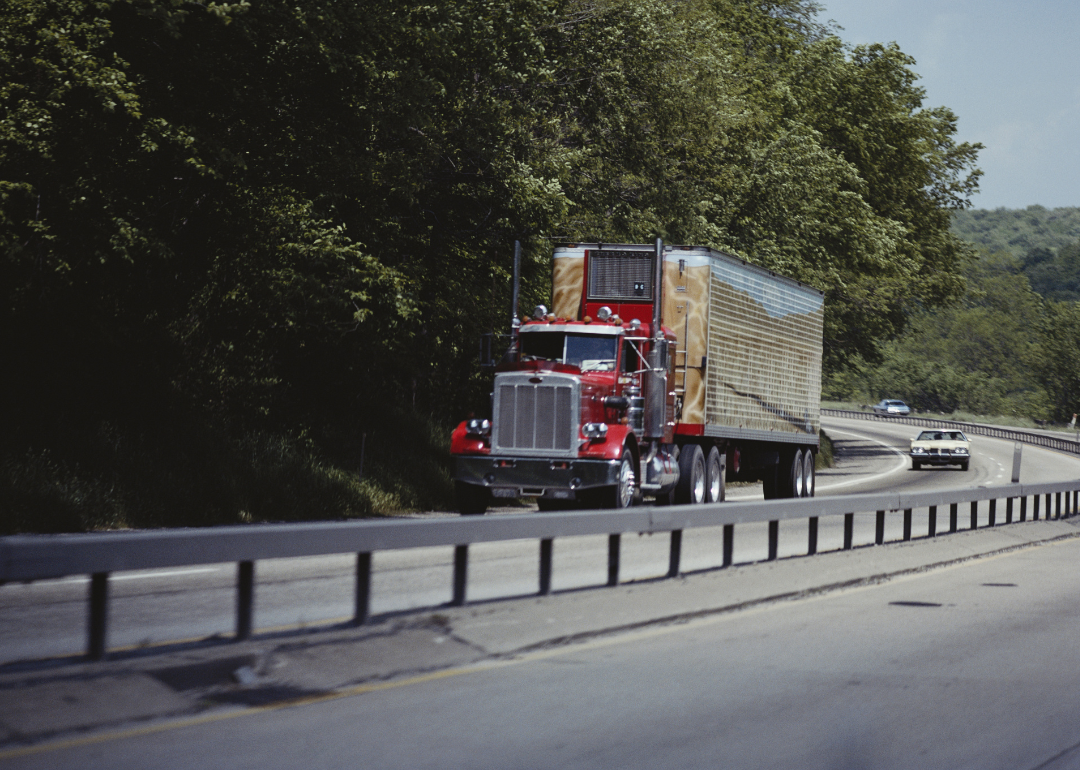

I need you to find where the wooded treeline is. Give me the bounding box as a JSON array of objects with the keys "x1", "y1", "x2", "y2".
[
  {"x1": 829, "y1": 207, "x2": 1080, "y2": 422},
  {"x1": 1, "y1": 0, "x2": 980, "y2": 530}
]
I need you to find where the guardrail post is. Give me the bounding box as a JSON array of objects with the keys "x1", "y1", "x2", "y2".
[
  {"x1": 539, "y1": 539, "x2": 553, "y2": 595},
  {"x1": 88, "y1": 572, "x2": 109, "y2": 660},
  {"x1": 874, "y1": 511, "x2": 884, "y2": 545},
  {"x1": 668, "y1": 531, "x2": 682, "y2": 577},
  {"x1": 607, "y1": 534, "x2": 621, "y2": 586},
  {"x1": 768, "y1": 521, "x2": 779, "y2": 561},
  {"x1": 1005, "y1": 498, "x2": 1013, "y2": 524},
  {"x1": 1056, "y1": 493, "x2": 1062, "y2": 519},
  {"x1": 950, "y1": 503, "x2": 958, "y2": 532},
  {"x1": 236, "y1": 561, "x2": 254, "y2": 641},
  {"x1": 970, "y1": 501, "x2": 978, "y2": 530},
  {"x1": 928, "y1": 506, "x2": 937, "y2": 537},
  {"x1": 452, "y1": 545, "x2": 468, "y2": 606},
  {"x1": 903, "y1": 509, "x2": 912, "y2": 541},
  {"x1": 988, "y1": 499, "x2": 997, "y2": 527},
  {"x1": 836, "y1": 513, "x2": 850, "y2": 550},
  {"x1": 808, "y1": 517, "x2": 818, "y2": 555},
  {"x1": 1046, "y1": 493, "x2": 1053, "y2": 519},
  {"x1": 1020, "y1": 496, "x2": 1028, "y2": 522},
  {"x1": 722, "y1": 524, "x2": 734, "y2": 568},
  {"x1": 354, "y1": 552, "x2": 371, "y2": 624}
]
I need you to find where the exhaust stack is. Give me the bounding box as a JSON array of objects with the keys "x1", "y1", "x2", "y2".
[{"x1": 644, "y1": 238, "x2": 669, "y2": 441}]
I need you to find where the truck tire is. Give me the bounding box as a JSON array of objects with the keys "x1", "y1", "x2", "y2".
[
  {"x1": 611, "y1": 448, "x2": 636, "y2": 509},
  {"x1": 455, "y1": 481, "x2": 489, "y2": 515},
  {"x1": 676, "y1": 444, "x2": 706, "y2": 505},
  {"x1": 801, "y1": 449, "x2": 815, "y2": 498},
  {"x1": 776, "y1": 448, "x2": 803, "y2": 498},
  {"x1": 705, "y1": 446, "x2": 725, "y2": 502}
]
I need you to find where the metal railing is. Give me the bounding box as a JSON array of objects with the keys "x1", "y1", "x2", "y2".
[
  {"x1": 823, "y1": 408, "x2": 1080, "y2": 455},
  {"x1": 3, "y1": 480, "x2": 1079, "y2": 660}
]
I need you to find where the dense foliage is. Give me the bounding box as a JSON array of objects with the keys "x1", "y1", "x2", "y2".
[
  {"x1": 828, "y1": 212, "x2": 1080, "y2": 423},
  {"x1": 1, "y1": 0, "x2": 981, "y2": 530}
]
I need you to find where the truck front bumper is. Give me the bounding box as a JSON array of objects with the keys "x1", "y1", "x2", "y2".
[{"x1": 454, "y1": 455, "x2": 622, "y2": 501}]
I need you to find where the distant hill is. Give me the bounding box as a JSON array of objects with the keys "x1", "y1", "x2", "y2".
[
  {"x1": 952, "y1": 206, "x2": 1080, "y2": 302},
  {"x1": 951, "y1": 205, "x2": 1080, "y2": 259}
]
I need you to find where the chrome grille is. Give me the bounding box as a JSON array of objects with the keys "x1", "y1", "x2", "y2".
[{"x1": 492, "y1": 373, "x2": 579, "y2": 457}]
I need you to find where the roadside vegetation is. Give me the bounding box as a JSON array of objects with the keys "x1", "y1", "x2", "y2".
[
  {"x1": 826, "y1": 207, "x2": 1080, "y2": 426},
  {"x1": 2, "y1": 0, "x2": 984, "y2": 531}
]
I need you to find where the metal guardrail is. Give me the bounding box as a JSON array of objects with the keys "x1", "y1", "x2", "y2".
[
  {"x1": 3, "y1": 479, "x2": 1080, "y2": 661},
  {"x1": 823, "y1": 408, "x2": 1080, "y2": 455}
]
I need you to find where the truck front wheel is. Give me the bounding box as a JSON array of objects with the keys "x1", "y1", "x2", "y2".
[
  {"x1": 612, "y1": 449, "x2": 636, "y2": 509},
  {"x1": 455, "y1": 481, "x2": 489, "y2": 515}
]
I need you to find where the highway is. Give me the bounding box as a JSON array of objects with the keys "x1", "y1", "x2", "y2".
[
  {"x1": 4, "y1": 416, "x2": 1080, "y2": 768},
  {"x1": 1, "y1": 416, "x2": 1077, "y2": 664}
]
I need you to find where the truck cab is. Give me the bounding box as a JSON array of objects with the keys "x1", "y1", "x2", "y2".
[{"x1": 451, "y1": 305, "x2": 679, "y2": 513}]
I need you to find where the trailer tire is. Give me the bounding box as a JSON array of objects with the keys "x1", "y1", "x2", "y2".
[
  {"x1": 676, "y1": 444, "x2": 706, "y2": 505},
  {"x1": 775, "y1": 448, "x2": 804, "y2": 499},
  {"x1": 705, "y1": 446, "x2": 725, "y2": 503},
  {"x1": 802, "y1": 449, "x2": 815, "y2": 498},
  {"x1": 455, "y1": 481, "x2": 489, "y2": 515}
]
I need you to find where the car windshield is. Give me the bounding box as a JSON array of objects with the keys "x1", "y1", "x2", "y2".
[
  {"x1": 916, "y1": 431, "x2": 966, "y2": 441},
  {"x1": 520, "y1": 332, "x2": 618, "y2": 371}
]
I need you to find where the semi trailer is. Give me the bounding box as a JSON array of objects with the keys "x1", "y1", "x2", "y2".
[{"x1": 451, "y1": 240, "x2": 824, "y2": 513}]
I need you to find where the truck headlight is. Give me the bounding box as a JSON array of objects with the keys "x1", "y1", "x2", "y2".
[
  {"x1": 582, "y1": 422, "x2": 608, "y2": 440},
  {"x1": 466, "y1": 419, "x2": 491, "y2": 437}
]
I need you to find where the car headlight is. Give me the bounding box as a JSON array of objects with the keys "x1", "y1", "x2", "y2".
[
  {"x1": 953, "y1": 447, "x2": 969, "y2": 455},
  {"x1": 582, "y1": 422, "x2": 608, "y2": 440},
  {"x1": 466, "y1": 418, "x2": 491, "y2": 437},
  {"x1": 911, "y1": 446, "x2": 927, "y2": 454}
]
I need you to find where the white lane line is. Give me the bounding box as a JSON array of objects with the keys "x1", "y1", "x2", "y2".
[
  {"x1": 817, "y1": 427, "x2": 911, "y2": 491},
  {"x1": 48, "y1": 567, "x2": 221, "y2": 584}
]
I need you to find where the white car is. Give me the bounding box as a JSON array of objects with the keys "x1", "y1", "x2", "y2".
[
  {"x1": 873, "y1": 399, "x2": 911, "y2": 417},
  {"x1": 910, "y1": 430, "x2": 971, "y2": 471}
]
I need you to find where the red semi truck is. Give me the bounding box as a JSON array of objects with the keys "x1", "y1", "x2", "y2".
[{"x1": 451, "y1": 240, "x2": 823, "y2": 513}]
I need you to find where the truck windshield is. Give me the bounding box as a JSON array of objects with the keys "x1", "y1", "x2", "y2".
[{"x1": 520, "y1": 333, "x2": 618, "y2": 372}]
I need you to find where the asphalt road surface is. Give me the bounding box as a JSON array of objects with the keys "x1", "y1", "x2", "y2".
[
  {"x1": 1, "y1": 416, "x2": 1077, "y2": 664},
  {"x1": 10, "y1": 525, "x2": 1080, "y2": 770}
]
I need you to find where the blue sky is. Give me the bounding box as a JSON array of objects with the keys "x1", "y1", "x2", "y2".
[{"x1": 820, "y1": 0, "x2": 1080, "y2": 210}]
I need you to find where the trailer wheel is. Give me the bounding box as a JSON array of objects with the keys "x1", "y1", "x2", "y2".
[
  {"x1": 705, "y1": 446, "x2": 725, "y2": 502},
  {"x1": 455, "y1": 481, "x2": 489, "y2": 515},
  {"x1": 676, "y1": 444, "x2": 706, "y2": 505},
  {"x1": 781, "y1": 449, "x2": 804, "y2": 498},
  {"x1": 801, "y1": 449, "x2": 815, "y2": 498}
]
